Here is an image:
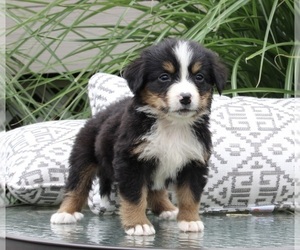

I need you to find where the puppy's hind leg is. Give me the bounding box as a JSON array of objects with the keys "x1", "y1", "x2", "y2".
[
  {"x1": 148, "y1": 189, "x2": 178, "y2": 220},
  {"x1": 51, "y1": 122, "x2": 98, "y2": 224},
  {"x1": 51, "y1": 163, "x2": 97, "y2": 224}
]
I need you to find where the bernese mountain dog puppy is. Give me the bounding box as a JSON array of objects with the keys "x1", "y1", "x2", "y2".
[{"x1": 51, "y1": 38, "x2": 227, "y2": 236}]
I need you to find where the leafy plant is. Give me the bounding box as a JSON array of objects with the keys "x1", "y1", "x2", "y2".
[{"x1": 5, "y1": 0, "x2": 295, "y2": 129}]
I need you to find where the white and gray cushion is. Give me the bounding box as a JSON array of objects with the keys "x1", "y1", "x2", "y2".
[
  {"x1": 2, "y1": 120, "x2": 85, "y2": 205},
  {"x1": 2, "y1": 72, "x2": 297, "y2": 215}
]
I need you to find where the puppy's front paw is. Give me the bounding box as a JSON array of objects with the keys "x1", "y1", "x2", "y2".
[
  {"x1": 125, "y1": 224, "x2": 156, "y2": 236},
  {"x1": 178, "y1": 220, "x2": 204, "y2": 232},
  {"x1": 50, "y1": 212, "x2": 84, "y2": 224},
  {"x1": 159, "y1": 208, "x2": 179, "y2": 220}
]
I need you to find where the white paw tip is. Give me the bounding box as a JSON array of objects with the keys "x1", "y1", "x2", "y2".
[
  {"x1": 125, "y1": 224, "x2": 156, "y2": 236},
  {"x1": 159, "y1": 208, "x2": 179, "y2": 220},
  {"x1": 50, "y1": 212, "x2": 84, "y2": 224},
  {"x1": 178, "y1": 220, "x2": 204, "y2": 232}
]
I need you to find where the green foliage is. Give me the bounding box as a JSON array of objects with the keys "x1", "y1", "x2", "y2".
[{"x1": 6, "y1": 0, "x2": 295, "y2": 129}]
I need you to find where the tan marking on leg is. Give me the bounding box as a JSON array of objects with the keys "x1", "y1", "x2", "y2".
[
  {"x1": 191, "y1": 61, "x2": 202, "y2": 74},
  {"x1": 58, "y1": 164, "x2": 97, "y2": 214},
  {"x1": 176, "y1": 184, "x2": 200, "y2": 222},
  {"x1": 58, "y1": 191, "x2": 86, "y2": 214},
  {"x1": 119, "y1": 186, "x2": 151, "y2": 229},
  {"x1": 147, "y1": 189, "x2": 177, "y2": 215},
  {"x1": 163, "y1": 61, "x2": 175, "y2": 74}
]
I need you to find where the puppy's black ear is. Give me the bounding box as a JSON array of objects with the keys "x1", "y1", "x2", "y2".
[
  {"x1": 211, "y1": 56, "x2": 228, "y2": 95},
  {"x1": 123, "y1": 57, "x2": 145, "y2": 94}
]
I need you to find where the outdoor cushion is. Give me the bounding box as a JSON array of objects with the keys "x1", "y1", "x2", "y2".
[
  {"x1": 2, "y1": 73, "x2": 296, "y2": 215},
  {"x1": 1, "y1": 120, "x2": 85, "y2": 205}
]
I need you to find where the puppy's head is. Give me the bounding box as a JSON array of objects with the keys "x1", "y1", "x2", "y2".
[{"x1": 123, "y1": 39, "x2": 227, "y2": 120}]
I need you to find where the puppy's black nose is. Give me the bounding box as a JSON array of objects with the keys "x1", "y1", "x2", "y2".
[{"x1": 179, "y1": 92, "x2": 192, "y2": 105}]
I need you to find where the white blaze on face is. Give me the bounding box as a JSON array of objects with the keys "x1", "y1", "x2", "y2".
[
  {"x1": 167, "y1": 41, "x2": 200, "y2": 116},
  {"x1": 174, "y1": 40, "x2": 192, "y2": 80}
]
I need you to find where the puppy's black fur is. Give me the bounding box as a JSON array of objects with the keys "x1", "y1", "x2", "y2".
[{"x1": 51, "y1": 38, "x2": 227, "y2": 235}]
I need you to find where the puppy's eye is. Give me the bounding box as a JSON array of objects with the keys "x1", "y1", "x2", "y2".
[
  {"x1": 195, "y1": 73, "x2": 204, "y2": 82},
  {"x1": 158, "y1": 73, "x2": 171, "y2": 82}
]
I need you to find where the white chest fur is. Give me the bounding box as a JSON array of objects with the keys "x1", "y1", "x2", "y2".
[{"x1": 138, "y1": 119, "x2": 205, "y2": 190}]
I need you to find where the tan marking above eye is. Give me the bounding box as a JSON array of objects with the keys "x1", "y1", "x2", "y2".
[
  {"x1": 162, "y1": 61, "x2": 175, "y2": 74},
  {"x1": 191, "y1": 61, "x2": 202, "y2": 74}
]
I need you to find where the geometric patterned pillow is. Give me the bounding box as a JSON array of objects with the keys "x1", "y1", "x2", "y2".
[
  {"x1": 2, "y1": 120, "x2": 85, "y2": 205},
  {"x1": 88, "y1": 72, "x2": 133, "y2": 114},
  {"x1": 206, "y1": 96, "x2": 296, "y2": 213},
  {"x1": 88, "y1": 73, "x2": 297, "y2": 214}
]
